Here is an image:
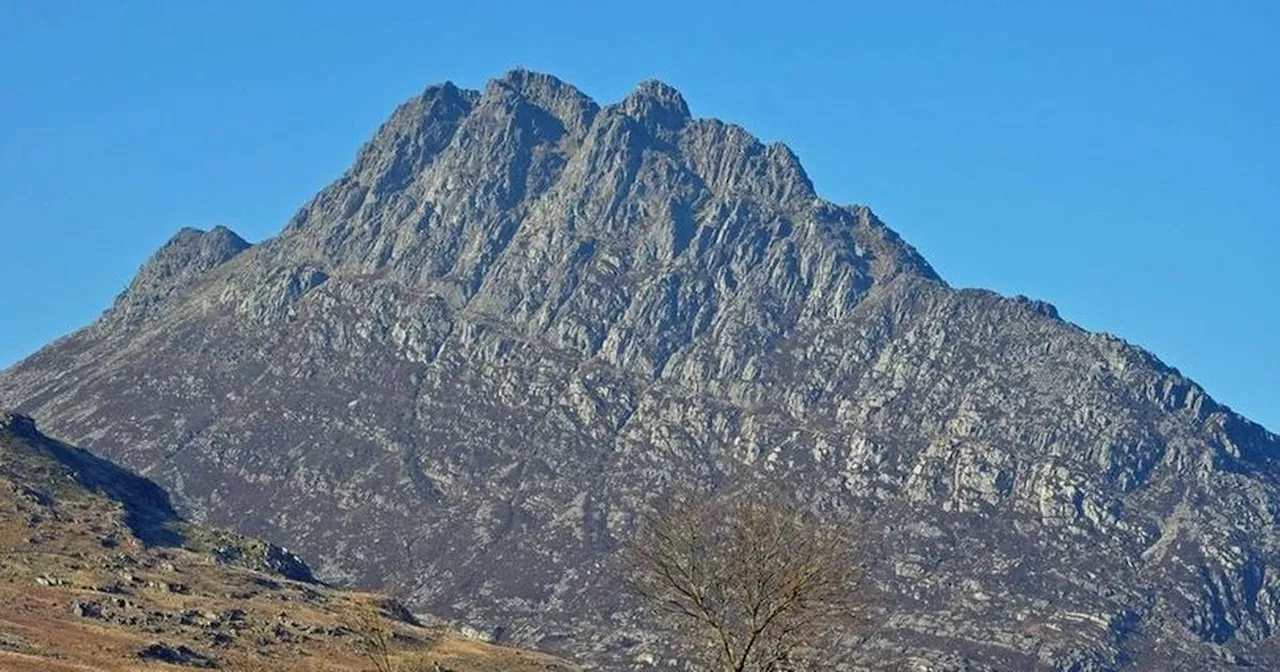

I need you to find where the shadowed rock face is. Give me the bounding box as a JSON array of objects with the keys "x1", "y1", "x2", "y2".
[{"x1": 2, "y1": 70, "x2": 1278, "y2": 670}]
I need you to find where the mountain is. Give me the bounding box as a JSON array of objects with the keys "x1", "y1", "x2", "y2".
[
  {"x1": 2, "y1": 69, "x2": 1278, "y2": 670},
  {"x1": 0, "y1": 410, "x2": 575, "y2": 671}
]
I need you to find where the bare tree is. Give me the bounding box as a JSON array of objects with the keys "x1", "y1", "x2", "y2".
[{"x1": 623, "y1": 487, "x2": 861, "y2": 671}]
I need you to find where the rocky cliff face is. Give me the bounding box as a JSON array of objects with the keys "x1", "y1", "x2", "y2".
[{"x1": 2, "y1": 70, "x2": 1278, "y2": 670}]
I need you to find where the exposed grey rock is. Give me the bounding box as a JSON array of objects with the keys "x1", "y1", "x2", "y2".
[
  {"x1": 103, "y1": 225, "x2": 251, "y2": 326},
  {"x1": 71, "y1": 600, "x2": 103, "y2": 619},
  {"x1": 136, "y1": 642, "x2": 218, "y2": 668},
  {"x1": 2, "y1": 70, "x2": 1278, "y2": 670}
]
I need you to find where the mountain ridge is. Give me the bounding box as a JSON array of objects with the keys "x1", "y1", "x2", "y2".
[{"x1": 2, "y1": 70, "x2": 1278, "y2": 670}]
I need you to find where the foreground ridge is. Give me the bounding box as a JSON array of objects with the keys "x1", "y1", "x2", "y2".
[{"x1": 0, "y1": 412, "x2": 576, "y2": 671}]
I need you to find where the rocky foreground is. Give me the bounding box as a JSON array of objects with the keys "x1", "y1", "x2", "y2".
[{"x1": 0, "y1": 410, "x2": 575, "y2": 671}]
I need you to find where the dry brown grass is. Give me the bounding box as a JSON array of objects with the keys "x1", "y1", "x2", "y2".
[{"x1": 0, "y1": 472, "x2": 576, "y2": 672}]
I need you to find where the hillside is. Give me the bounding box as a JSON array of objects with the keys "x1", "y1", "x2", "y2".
[{"x1": 0, "y1": 410, "x2": 575, "y2": 671}]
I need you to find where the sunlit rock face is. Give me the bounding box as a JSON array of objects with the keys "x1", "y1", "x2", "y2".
[{"x1": 3, "y1": 70, "x2": 1278, "y2": 670}]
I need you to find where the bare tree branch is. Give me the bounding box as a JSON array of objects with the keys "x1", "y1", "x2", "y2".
[{"x1": 623, "y1": 486, "x2": 864, "y2": 671}]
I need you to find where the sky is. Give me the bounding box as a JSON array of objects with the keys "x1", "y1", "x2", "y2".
[{"x1": 1, "y1": 1, "x2": 1276, "y2": 431}]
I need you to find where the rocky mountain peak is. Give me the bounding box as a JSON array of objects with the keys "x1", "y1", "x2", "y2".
[
  {"x1": 255, "y1": 70, "x2": 940, "y2": 343},
  {"x1": 171, "y1": 224, "x2": 248, "y2": 256},
  {"x1": 620, "y1": 79, "x2": 691, "y2": 128},
  {"x1": 340, "y1": 81, "x2": 478, "y2": 198},
  {"x1": 489, "y1": 69, "x2": 600, "y2": 136},
  {"x1": 102, "y1": 225, "x2": 250, "y2": 326}
]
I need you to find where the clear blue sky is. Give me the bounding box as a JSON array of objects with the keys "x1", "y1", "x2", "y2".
[{"x1": 1, "y1": 1, "x2": 1276, "y2": 431}]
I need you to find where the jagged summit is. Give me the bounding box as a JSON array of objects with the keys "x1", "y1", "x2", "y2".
[
  {"x1": 621, "y1": 79, "x2": 691, "y2": 127},
  {"x1": 244, "y1": 70, "x2": 940, "y2": 359},
  {"x1": 159, "y1": 225, "x2": 250, "y2": 262},
  {"x1": 3, "y1": 70, "x2": 1279, "y2": 670},
  {"x1": 489, "y1": 69, "x2": 600, "y2": 134},
  {"x1": 103, "y1": 224, "x2": 250, "y2": 326}
]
